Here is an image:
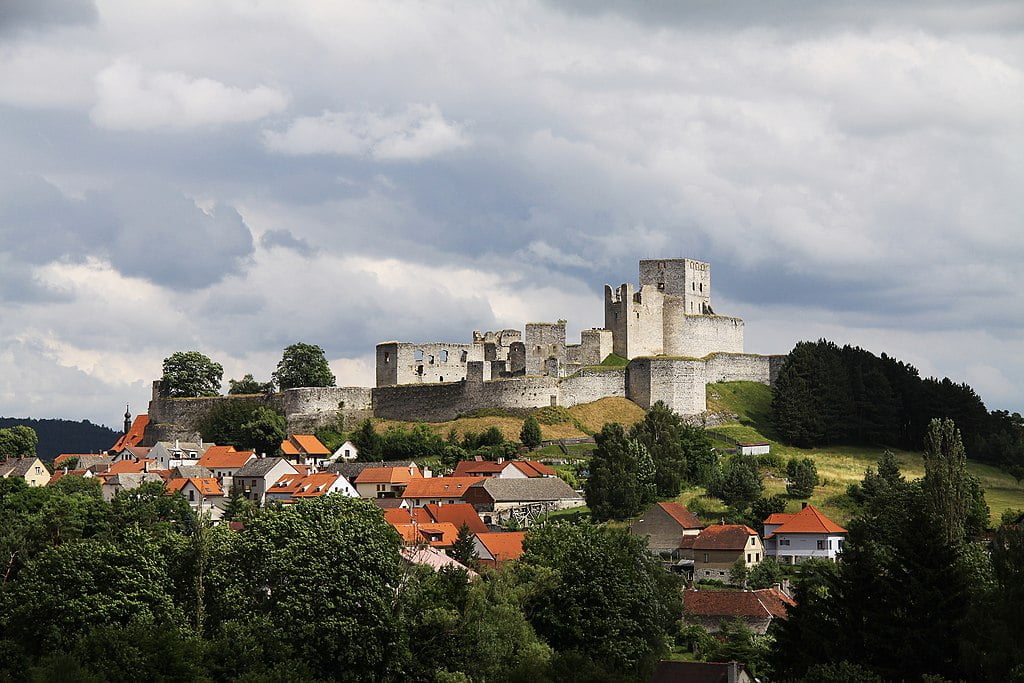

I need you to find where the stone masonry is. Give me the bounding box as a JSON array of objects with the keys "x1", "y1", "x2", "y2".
[{"x1": 143, "y1": 258, "x2": 785, "y2": 441}]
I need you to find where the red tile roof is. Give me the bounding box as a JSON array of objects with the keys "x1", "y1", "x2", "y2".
[
  {"x1": 389, "y1": 522, "x2": 461, "y2": 547},
  {"x1": 48, "y1": 469, "x2": 88, "y2": 484},
  {"x1": 763, "y1": 512, "x2": 796, "y2": 526},
  {"x1": 657, "y1": 502, "x2": 703, "y2": 529},
  {"x1": 692, "y1": 524, "x2": 760, "y2": 551},
  {"x1": 402, "y1": 477, "x2": 483, "y2": 500},
  {"x1": 384, "y1": 507, "x2": 432, "y2": 525},
  {"x1": 281, "y1": 434, "x2": 331, "y2": 456},
  {"x1": 197, "y1": 447, "x2": 254, "y2": 470},
  {"x1": 166, "y1": 477, "x2": 224, "y2": 497},
  {"x1": 765, "y1": 504, "x2": 847, "y2": 538},
  {"x1": 452, "y1": 460, "x2": 506, "y2": 477},
  {"x1": 509, "y1": 460, "x2": 556, "y2": 477},
  {"x1": 110, "y1": 415, "x2": 149, "y2": 452},
  {"x1": 423, "y1": 503, "x2": 488, "y2": 534},
  {"x1": 683, "y1": 588, "x2": 795, "y2": 620},
  {"x1": 356, "y1": 465, "x2": 422, "y2": 484},
  {"x1": 106, "y1": 459, "x2": 156, "y2": 474},
  {"x1": 475, "y1": 531, "x2": 526, "y2": 563}
]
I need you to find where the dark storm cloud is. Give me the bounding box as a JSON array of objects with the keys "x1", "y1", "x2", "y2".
[
  {"x1": 109, "y1": 191, "x2": 255, "y2": 290},
  {"x1": 0, "y1": 0, "x2": 97, "y2": 34}
]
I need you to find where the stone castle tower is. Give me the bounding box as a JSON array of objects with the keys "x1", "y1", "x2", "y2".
[{"x1": 604, "y1": 258, "x2": 744, "y2": 359}]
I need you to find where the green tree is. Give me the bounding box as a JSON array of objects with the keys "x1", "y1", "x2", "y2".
[
  {"x1": 238, "y1": 405, "x2": 287, "y2": 456},
  {"x1": 630, "y1": 401, "x2": 688, "y2": 497},
  {"x1": 747, "y1": 557, "x2": 785, "y2": 589},
  {"x1": 159, "y1": 351, "x2": 223, "y2": 398},
  {"x1": 448, "y1": 522, "x2": 477, "y2": 567},
  {"x1": 520, "y1": 415, "x2": 542, "y2": 450},
  {"x1": 751, "y1": 494, "x2": 787, "y2": 528},
  {"x1": 728, "y1": 557, "x2": 749, "y2": 586},
  {"x1": 922, "y1": 417, "x2": 971, "y2": 544},
  {"x1": 585, "y1": 423, "x2": 642, "y2": 521},
  {"x1": 519, "y1": 521, "x2": 680, "y2": 679},
  {"x1": 632, "y1": 439, "x2": 657, "y2": 506},
  {"x1": 272, "y1": 342, "x2": 335, "y2": 391},
  {"x1": 207, "y1": 495, "x2": 401, "y2": 680},
  {"x1": 227, "y1": 373, "x2": 274, "y2": 395},
  {"x1": 0, "y1": 425, "x2": 38, "y2": 458},
  {"x1": 711, "y1": 453, "x2": 763, "y2": 508},
  {"x1": 351, "y1": 419, "x2": 381, "y2": 461},
  {"x1": 0, "y1": 530, "x2": 180, "y2": 655},
  {"x1": 786, "y1": 457, "x2": 819, "y2": 498}
]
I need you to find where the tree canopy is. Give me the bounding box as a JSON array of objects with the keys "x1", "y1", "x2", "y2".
[
  {"x1": 159, "y1": 351, "x2": 223, "y2": 398},
  {"x1": 272, "y1": 342, "x2": 335, "y2": 391},
  {"x1": 227, "y1": 374, "x2": 274, "y2": 395},
  {"x1": 0, "y1": 425, "x2": 38, "y2": 459}
]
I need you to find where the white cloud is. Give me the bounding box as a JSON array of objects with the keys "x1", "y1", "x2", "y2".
[
  {"x1": 91, "y1": 60, "x2": 287, "y2": 130},
  {"x1": 263, "y1": 103, "x2": 470, "y2": 160}
]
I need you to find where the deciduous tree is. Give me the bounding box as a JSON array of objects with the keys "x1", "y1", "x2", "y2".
[
  {"x1": 272, "y1": 342, "x2": 335, "y2": 390},
  {"x1": 520, "y1": 415, "x2": 542, "y2": 450},
  {"x1": 159, "y1": 351, "x2": 223, "y2": 398}
]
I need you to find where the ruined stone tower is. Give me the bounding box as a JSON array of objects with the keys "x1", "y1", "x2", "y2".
[{"x1": 604, "y1": 258, "x2": 744, "y2": 360}]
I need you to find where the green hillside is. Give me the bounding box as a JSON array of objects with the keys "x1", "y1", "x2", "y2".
[{"x1": 699, "y1": 382, "x2": 1024, "y2": 525}]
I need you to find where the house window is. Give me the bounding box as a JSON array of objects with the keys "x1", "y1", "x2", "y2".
[
  {"x1": 35, "y1": 466, "x2": 41, "y2": 474},
  {"x1": 780, "y1": 539, "x2": 790, "y2": 546},
  {"x1": 755, "y1": 553, "x2": 760, "y2": 561},
  {"x1": 189, "y1": 490, "x2": 195, "y2": 502},
  {"x1": 838, "y1": 539, "x2": 845, "y2": 550},
  {"x1": 440, "y1": 350, "x2": 448, "y2": 362},
  {"x1": 750, "y1": 537, "x2": 756, "y2": 545},
  {"x1": 703, "y1": 553, "x2": 709, "y2": 563},
  {"x1": 747, "y1": 553, "x2": 751, "y2": 563},
  {"x1": 817, "y1": 540, "x2": 826, "y2": 550},
  {"x1": 414, "y1": 349, "x2": 424, "y2": 361}
]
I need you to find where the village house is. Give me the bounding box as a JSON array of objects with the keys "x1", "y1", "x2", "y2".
[
  {"x1": 166, "y1": 477, "x2": 225, "y2": 517},
  {"x1": 0, "y1": 457, "x2": 51, "y2": 487},
  {"x1": 473, "y1": 531, "x2": 527, "y2": 568},
  {"x1": 400, "y1": 545, "x2": 478, "y2": 579},
  {"x1": 112, "y1": 445, "x2": 152, "y2": 463},
  {"x1": 353, "y1": 462, "x2": 424, "y2": 499},
  {"x1": 390, "y1": 521, "x2": 462, "y2": 549},
  {"x1": 280, "y1": 434, "x2": 332, "y2": 465},
  {"x1": 265, "y1": 471, "x2": 358, "y2": 504},
  {"x1": 149, "y1": 439, "x2": 214, "y2": 469},
  {"x1": 462, "y1": 477, "x2": 584, "y2": 527},
  {"x1": 452, "y1": 458, "x2": 556, "y2": 479},
  {"x1": 629, "y1": 502, "x2": 704, "y2": 557},
  {"x1": 233, "y1": 457, "x2": 300, "y2": 506},
  {"x1": 100, "y1": 472, "x2": 165, "y2": 502},
  {"x1": 54, "y1": 454, "x2": 113, "y2": 472},
  {"x1": 385, "y1": 502, "x2": 488, "y2": 534},
  {"x1": 763, "y1": 503, "x2": 847, "y2": 564},
  {"x1": 682, "y1": 587, "x2": 795, "y2": 634},
  {"x1": 691, "y1": 524, "x2": 764, "y2": 581},
  {"x1": 196, "y1": 446, "x2": 256, "y2": 480},
  {"x1": 402, "y1": 477, "x2": 483, "y2": 507},
  {"x1": 329, "y1": 440, "x2": 359, "y2": 462},
  {"x1": 109, "y1": 413, "x2": 149, "y2": 453}
]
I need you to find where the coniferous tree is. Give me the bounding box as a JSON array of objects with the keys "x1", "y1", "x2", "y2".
[
  {"x1": 786, "y1": 457, "x2": 819, "y2": 498},
  {"x1": 630, "y1": 401, "x2": 687, "y2": 497},
  {"x1": 519, "y1": 415, "x2": 542, "y2": 450},
  {"x1": 449, "y1": 523, "x2": 477, "y2": 567},
  {"x1": 585, "y1": 423, "x2": 642, "y2": 521}
]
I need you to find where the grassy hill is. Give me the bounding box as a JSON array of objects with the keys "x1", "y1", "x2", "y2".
[
  {"x1": 699, "y1": 382, "x2": 1024, "y2": 525},
  {"x1": 375, "y1": 397, "x2": 646, "y2": 443}
]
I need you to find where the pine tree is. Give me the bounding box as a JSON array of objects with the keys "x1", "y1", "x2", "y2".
[
  {"x1": 449, "y1": 523, "x2": 477, "y2": 567},
  {"x1": 585, "y1": 423, "x2": 642, "y2": 521},
  {"x1": 786, "y1": 457, "x2": 819, "y2": 498},
  {"x1": 520, "y1": 415, "x2": 542, "y2": 450}
]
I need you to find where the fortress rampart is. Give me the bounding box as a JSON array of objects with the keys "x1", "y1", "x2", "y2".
[{"x1": 140, "y1": 258, "x2": 785, "y2": 442}]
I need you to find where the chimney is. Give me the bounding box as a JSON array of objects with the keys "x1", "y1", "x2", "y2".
[
  {"x1": 174, "y1": 439, "x2": 180, "y2": 450},
  {"x1": 801, "y1": 502, "x2": 808, "y2": 509}
]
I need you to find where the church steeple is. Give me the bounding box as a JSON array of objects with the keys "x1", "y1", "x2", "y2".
[{"x1": 123, "y1": 404, "x2": 132, "y2": 435}]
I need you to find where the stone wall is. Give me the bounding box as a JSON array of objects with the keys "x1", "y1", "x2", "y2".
[
  {"x1": 663, "y1": 314, "x2": 745, "y2": 358},
  {"x1": 704, "y1": 352, "x2": 775, "y2": 384},
  {"x1": 372, "y1": 376, "x2": 560, "y2": 422},
  {"x1": 376, "y1": 341, "x2": 480, "y2": 386},
  {"x1": 525, "y1": 321, "x2": 566, "y2": 376},
  {"x1": 627, "y1": 357, "x2": 708, "y2": 414},
  {"x1": 561, "y1": 367, "x2": 626, "y2": 405}
]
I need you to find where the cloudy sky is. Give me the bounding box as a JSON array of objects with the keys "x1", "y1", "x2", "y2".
[{"x1": 1, "y1": 0, "x2": 1021, "y2": 428}]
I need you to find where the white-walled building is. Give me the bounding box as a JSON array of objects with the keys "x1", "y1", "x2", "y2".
[{"x1": 763, "y1": 504, "x2": 847, "y2": 564}]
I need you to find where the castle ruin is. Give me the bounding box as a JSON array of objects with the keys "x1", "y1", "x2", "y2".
[{"x1": 143, "y1": 258, "x2": 784, "y2": 444}]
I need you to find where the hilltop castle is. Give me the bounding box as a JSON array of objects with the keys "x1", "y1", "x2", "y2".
[{"x1": 144, "y1": 258, "x2": 784, "y2": 444}]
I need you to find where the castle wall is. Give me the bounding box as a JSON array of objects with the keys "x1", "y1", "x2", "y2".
[
  {"x1": 561, "y1": 367, "x2": 626, "y2": 405},
  {"x1": 632, "y1": 357, "x2": 708, "y2": 415},
  {"x1": 704, "y1": 353, "x2": 775, "y2": 385},
  {"x1": 281, "y1": 386, "x2": 374, "y2": 433},
  {"x1": 525, "y1": 322, "x2": 566, "y2": 376},
  {"x1": 663, "y1": 314, "x2": 745, "y2": 358},
  {"x1": 640, "y1": 258, "x2": 711, "y2": 315},
  {"x1": 605, "y1": 284, "x2": 664, "y2": 359},
  {"x1": 372, "y1": 376, "x2": 560, "y2": 422},
  {"x1": 376, "y1": 341, "x2": 480, "y2": 386}
]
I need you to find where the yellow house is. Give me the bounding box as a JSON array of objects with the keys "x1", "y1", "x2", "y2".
[
  {"x1": 691, "y1": 523, "x2": 764, "y2": 581},
  {"x1": 0, "y1": 457, "x2": 51, "y2": 487}
]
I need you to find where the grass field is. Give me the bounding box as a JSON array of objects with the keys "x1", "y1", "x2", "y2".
[
  {"x1": 375, "y1": 396, "x2": 645, "y2": 444},
  {"x1": 702, "y1": 382, "x2": 1024, "y2": 525}
]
